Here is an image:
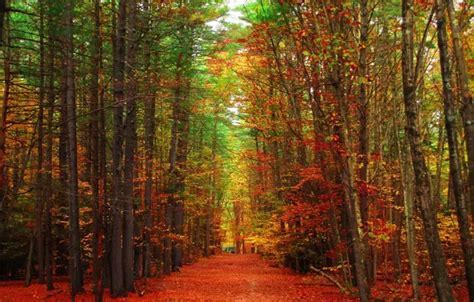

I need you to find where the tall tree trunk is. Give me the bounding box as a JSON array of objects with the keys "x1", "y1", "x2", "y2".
[
  {"x1": 143, "y1": 0, "x2": 156, "y2": 277},
  {"x1": 57, "y1": 23, "x2": 69, "y2": 276},
  {"x1": 331, "y1": 5, "x2": 370, "y2": 296},
  {"x1": 0, "y1": 0, "x2": 9, "y2": 213},
  {"x1": 435, "y1": 3, "x2": 474, "y2": 299},
  {"x1": 0, "y1": 0, "x2": 5, "y2": 46},
  {"x1": 401, "y1": 1, "x2": 453, "y2": 300},
  {"x1": 110, "y1": 0, "x2": 126, "y2": 296},
  {"x1": 90, "y1": 0, "x2": 103, "y2": 300},
  {"x1": 44, "y1": 20, "x2": 55, "y2": 290},
  {"x1": 172, "y1": 81, "x2": 190, "y2": 269},
  {"x1": 98, "y1": 2, "x2": 108, "y2": 289},
  {"x1": 397, "y1": 129, "x2": 420, "y2": 299},
  {"x1": 35, "y1": 0, "x2": 46, "y2": 284},
  {"x1": 357, "y1": 0, "x2": 372, "y2": 284},
  {"x1": 65, "y1": 0, "x2": 83, "y2": 297},
  {"x1": 167, "y1": 53, "x2": 187, "y2": 270},
  {"x1": 123, "y1": 0, "x2": 137, "y2": 291},
  {"x1": 445, "y1": 0, "x2": 474, "y2": 217}
]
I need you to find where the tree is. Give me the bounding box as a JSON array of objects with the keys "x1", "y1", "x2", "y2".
[
  {"x1": 444, "y1": 0, "x2": 474, "y2": 217},
  {"x1": 401, "y1": 0, "x2": 453, "y2": 300},
  {"x1": 89, "y1": 0, "x2": 103, "y2": 299},
  {"x1": 122, "y1": 0, "x2": 138, "y2": 291},
  {"x1": 435, "y1": 1, "x2": 474, "y2": 299},
  {"x1": 110, "y1": 0, "x2": 126, "y2": 296},
  {"x1": 65, "y1": 0, "x2": 83, "y2": 296}
]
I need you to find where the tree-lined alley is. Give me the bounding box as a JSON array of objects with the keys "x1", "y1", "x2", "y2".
[{"x1": 0, "y1": 0, "x2": 473, "y2": 301}]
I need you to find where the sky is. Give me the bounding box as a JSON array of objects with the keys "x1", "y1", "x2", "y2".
[
  {"x1": 226, "y1": 0, "x2": 249, "y2": 23},
  {"x1": 207, "y1": 0, "x2": 250, "y2": 31}
]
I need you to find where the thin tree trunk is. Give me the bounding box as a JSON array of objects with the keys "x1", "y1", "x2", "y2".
[
  {"x1": 435, "y1": 3, "x2": 474, "y2": 299},
  {"x1": 172, "y1": 81, "x2": 190, "y2": 269},
  {"x1": 357, "y1": 0, "x2": 372, "y2": 284},
  {"x1": 397, "y1": 131, "x2": 419, "y2": 299},
  {"x1": 0, "y1": 0, "x2": 5, "y2": 46},
  {"x1": 445, "y1": 0, "x2": 474, "y2": 217},
  {"x1": 35, "y1": 0, "x2": 46, "y2": 284},
  {"x1": 65, "y1": 0, "x2": 82, "y2": 297},
  {"x1": 57, "y1": 25, "x2": 69, "y2": 276},
  {"x1": 434, "y1": 121, "x2": 445, "y2": 209},
  {"x1": 24, "y1": 233, "x2": 34, "y2": 287},
  {"x1": 90, "y1": 0, "x2": 103, "y2": 299},
  {"x1": 143, "y1": 1, "x2": 156, "y2": 278},
  {"x1": 167, "y1": 52, "x2": 188, "y2": 270},
  {"x1": 401, "y1": 1, "x2": 453, "y2": 300},
  {"x1": 110, "y1": 0, "x2": 126, "y2": 296},
  {"x1": 332, "y1": 48, "x2": 370, "y2": 301},
  {"x1": 98, "y1": 4, "x2": 108, "y2": 289},
  {"x1": 0, "y1": 0, "x2": 9, "y2": 213},
  {"x1": 44, "y1": 22, "x2": 55, "y2": 290}
]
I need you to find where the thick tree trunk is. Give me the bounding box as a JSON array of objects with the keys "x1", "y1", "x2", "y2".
[
  {"x1": 435, "y1": 3, "x2": 474, "y2": 299},
  {"x1": 401, "y1": 1, "x2": 453, "y2": 300},
  {"x1": 123, "y1": 0, "x2": 137, "y2": 291}
]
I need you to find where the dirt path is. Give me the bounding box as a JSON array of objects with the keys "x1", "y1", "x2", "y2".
[{"x1": 0, "y1": 254, "x2": 352, "y2": 301}]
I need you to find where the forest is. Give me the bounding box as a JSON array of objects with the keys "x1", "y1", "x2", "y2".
[{"x1": 0, "y1": 0, "x2": 473, "y2": 301}]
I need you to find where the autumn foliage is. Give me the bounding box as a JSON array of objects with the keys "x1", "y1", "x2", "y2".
[{"x1": 0, "y1": 0, "x2": 473, "y2": 301}]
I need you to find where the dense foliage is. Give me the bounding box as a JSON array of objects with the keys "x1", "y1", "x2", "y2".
[{"x1": 0, "y1": 0, "x2": 472, "y2": 301}]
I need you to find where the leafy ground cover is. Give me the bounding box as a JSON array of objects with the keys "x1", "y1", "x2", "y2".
[{"x1": 0, "y1": 254, "x2": 469, "y2": 301}]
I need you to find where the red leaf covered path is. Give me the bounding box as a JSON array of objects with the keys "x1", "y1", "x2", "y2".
[
  {"x1": 0, "y1": 254, "x2": 352, "y2": 301},
  {"x1": 151, "y1": 254, "x2": 351, "y2": 301}
]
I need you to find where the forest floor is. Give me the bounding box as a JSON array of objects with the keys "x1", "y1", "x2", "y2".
[{"x1": 0, "y1": 254, "x2": 469, "y2": 301}]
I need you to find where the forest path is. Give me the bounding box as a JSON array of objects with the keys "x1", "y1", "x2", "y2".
[
  {"x1": 147, "y1": 254, "x2": 351, "y2": 301},
  {"x1": 0, "y1": 254, "x2": 352, "y2": 301}
]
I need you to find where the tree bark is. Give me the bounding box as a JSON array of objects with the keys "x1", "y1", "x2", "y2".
[
  {"x1": 401, "y1": 1, "x2": 453, "y2": 300},
  {"x1": 435, "y1": 3, "x2": 474, "y2": 299},
  {"x1": 90, "y1": 0, "x2": 103, "y2": 299},
  {"x1": 24, "y1": 234, "x2": 34, "y2": 287},
  {"x1": 35, "y1": 0, "x2": 46, "y2": 284},
  {"x1": 110, "y1": 0, "x2": 126, "y2": 296},
  {"x1": 0, "y1": 0, "x2": 9, "y2": 213},
  {"x1": 65, "y1": 0, "x2": 83, "y2": 297},
  {"x1": 397, "y1": 129, "x2": 419, "y2": 299},
  {"x1": 0, "y1": 0, "x2": 5, "y2": 46},
  {"x1": 123, "y1": 0, "x2": 137, "y2": 291},
  {"x1": 357, "y1": 0, "x2": 372, "y2": 284},
  {"x1": 445, "y1": 0, "x2": 474, "y2": 217},
  {"x1": 142, "y1": 0, "x2": 155, "y2": 278},
  {"x1": 44, "y1": 18, "x2": 55, "y2": 290}
]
